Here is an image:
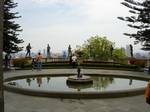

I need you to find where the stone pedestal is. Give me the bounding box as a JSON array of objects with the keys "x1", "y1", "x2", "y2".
[{"x1": 66, "y1": 75, "x2": 93, "y2": 83}]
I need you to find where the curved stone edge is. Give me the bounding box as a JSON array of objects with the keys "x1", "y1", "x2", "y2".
[
  {"x1": 4, "y1": 73, "x2": 150, "y2": 83},
  {"x1": 3, "y1": 84, "x2": 146, "y2": 99},
  {"x1": 3, "y1": 73, "x2": 150, "y2": 99}
]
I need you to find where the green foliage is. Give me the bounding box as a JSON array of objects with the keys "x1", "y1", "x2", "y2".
[
  {"x1": 76, "y1": 35, "x2": 114, "y2": 61},
  {"x1": 81, "y1": 62, "x2": 138, "y2": 69},
  {"x1": 112, "y1": 48, "x2": 127, "y2": 63},
  {"x1": 4, "y1": 0, "x2": 24, "y2": 53},
  {"x1": 13, "y1": 58, "x2": 30, "y2": 68},
  {"x1": 92, "y1": 76, "x2": 114, "y2": 90},
  {"x1": 118, "y1": 0, "x2": 150, "y2": 50}
]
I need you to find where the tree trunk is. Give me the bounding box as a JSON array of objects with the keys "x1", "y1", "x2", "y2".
[{"x1": 0, "y1": 0, "x2": 4, "y2": 112}]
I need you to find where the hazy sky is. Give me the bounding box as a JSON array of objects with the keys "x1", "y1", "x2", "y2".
[{"x1": 14, "y1": 0, "x2": 143, "y2": 53}]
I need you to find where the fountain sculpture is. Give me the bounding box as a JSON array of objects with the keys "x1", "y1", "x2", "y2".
[{"x1": 67, "y1": 51, "x2": 93, "y2": 84}]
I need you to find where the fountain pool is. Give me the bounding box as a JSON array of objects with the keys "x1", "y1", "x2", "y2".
[{"x1": 4, "y1": 74, "x2": 148, "y2": 98}]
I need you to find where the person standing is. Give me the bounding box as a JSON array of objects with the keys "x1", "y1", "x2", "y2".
[
  {"x1": 68, "y1": 45, "x2": 72, "y2": 64},
  {"x1": 129, "y1": 44, "x2": 133, "y2": 58},
  {"x1": 25, "y1": 43, "x2": 32, "y2": 57},
  {"x1": 71, "y1": 54, "x2": 77, "y2": 68},
  {"x1": 36, "y1": 52, "x2": 43, "y2": 71},
  {"x1": 145, "y1": 80, "x2": 150, "y2": 105},
  {"x1": 4, "y1": 52, "x2": 11, "y2": 69},
  {"x1": 4, "y1": 53, "x2": 8, "y2": 69},
  {"x1": 7, "y1": 53, "x2": 11, "y2": 68},
  {"x1": 47, "y1": 44, "x2": 51, "y2": 58}
]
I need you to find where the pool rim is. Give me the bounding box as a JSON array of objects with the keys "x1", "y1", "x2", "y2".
[{"x1": 3, "y1": 73, "x2": 150, "y2": 99}]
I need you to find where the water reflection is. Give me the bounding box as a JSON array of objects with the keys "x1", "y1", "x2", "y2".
[
  {"x1": 92, "y1": 76, "x2": 114, "y2": 90},
  {"x1": 67, "y1": 82, "x2": 93, "y2": 92},
  {"x1": 25, "y1": 76, "x2": 115, "y2": 90},
  {"x1": 129, "y1": 79, "x2": 133, "y2": 85},
  {"x1": 26, "y1": 78, "x2": 31, "y2": 86},
  {"x1": 47, "y1": 77, "x2": 51, "y2": 83},
  {"x1": 7, "y1": 75, "x2": 147, "y2": 92},
  {"x1": 36, "y1": 77, "x2": 42, "y2": 87},
  {"x1": 25, "y1": 76, "x2": 51, "y2": 87}
]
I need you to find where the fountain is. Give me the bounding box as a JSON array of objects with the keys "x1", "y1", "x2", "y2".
[
  {"x1": 4, "y1": 73, "x2": 148, "y2": 98},
  {"x1": 66, "y1": 66, "x2": 93, "y2": 83},
  {"x1": 67, "y1": 52, "x2": 93, "y2": 84}
]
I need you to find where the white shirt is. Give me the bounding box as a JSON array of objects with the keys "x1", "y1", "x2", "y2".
[{"x1": 72, "y1": 56, "x2": 77, "y2": 62}]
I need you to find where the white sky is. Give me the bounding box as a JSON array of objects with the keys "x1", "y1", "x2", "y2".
[{"x1": 14, "y1": 0, "x2": 144, "y2": 53}]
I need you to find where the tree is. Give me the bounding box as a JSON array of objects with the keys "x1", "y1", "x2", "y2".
[
  {"x1": 118, "y1": 0, "x2": 150, "y2": 50},
  {"x1": 112, "y1": 48, "x2": 126, "y2": 60},
  {"x1": 4, "y1": 0, "x2": 23, "y2": 53},
  {"x1": 0, "y1": 1, "x2": 4, "y2": 112},
  {"x1": 79, "y1": 35, "x2": 115, "y2": 60}
]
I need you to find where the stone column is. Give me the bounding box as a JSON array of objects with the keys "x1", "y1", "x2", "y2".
[{"x1": 0, "y1": 0, "x2": 4, "y2": 112}]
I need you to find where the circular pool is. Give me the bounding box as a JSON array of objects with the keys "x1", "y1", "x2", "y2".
[{"x1": 4, "y1": 74, "x2": 148, "y2": 99}]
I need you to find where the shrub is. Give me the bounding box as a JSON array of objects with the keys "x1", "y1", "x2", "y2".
[
  {"x1": 12, "y1": 58, "x2": 31, "y2": 68},
  {"x1": 129, "y1": 59, "x2": 146, "y2": 67}
]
